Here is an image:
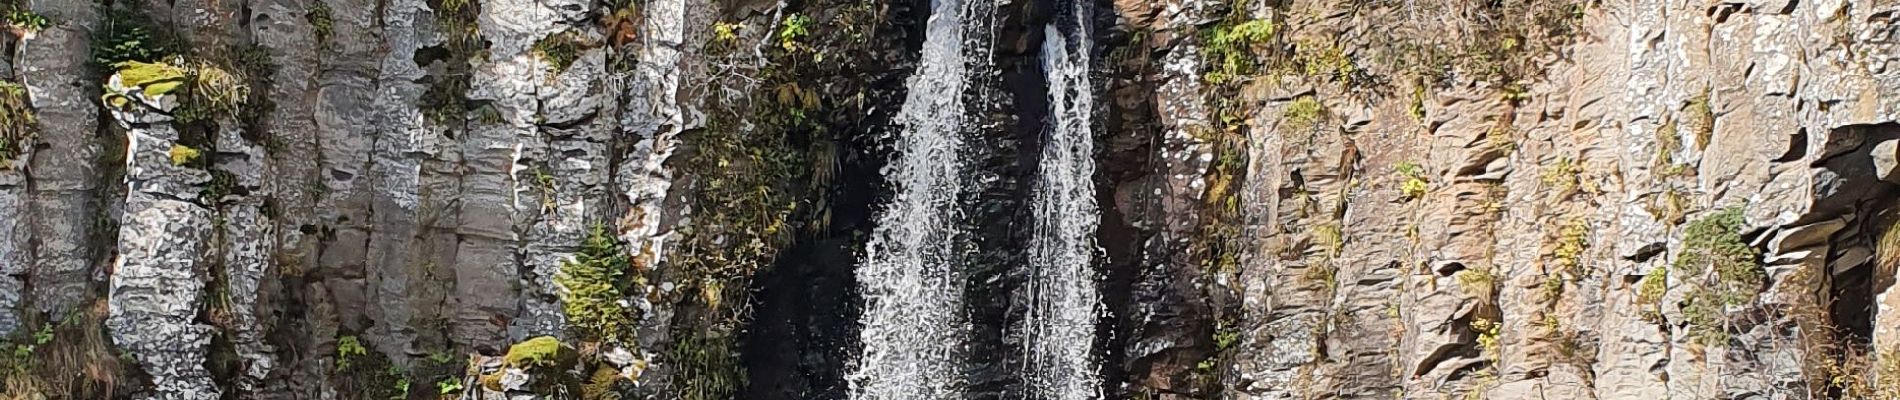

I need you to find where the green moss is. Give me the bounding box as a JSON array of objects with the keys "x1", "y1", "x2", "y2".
[
  {"x1": 555, "y1": 226, "x2": 638, "y2": 344},
  {"x1": 116, "y1": 61, "x2": 189, "y2": 98},
  {"x1": 503, "y1": 336, "x2": 577, "y2": 370}
]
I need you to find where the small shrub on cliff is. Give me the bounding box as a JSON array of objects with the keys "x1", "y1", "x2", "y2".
[
  {"x1": 2, "y1": 7, "x2": 49, "y2": 33},
  {"x1": 305, "y1": 3, "x2": 334, "y2": 45},
  {"x1": 777, "y1": 14, "x2": 813, "y2": 52},
  {"x1": 1396, "y1": 161, "x2": 1427, "y2": 200},
  {"x1": 91, "y1": 8, "x2": 167, "y2": 67},
  {"x1": 1282, "y1": 96, "x2": 1325, "y2": 133},
  {"x1": 1202, "y1": 19, "x2": 1274, "y2": 84},
  {"x1": 1672, "y1": 207, "x2": 1762, "y2": 345},
  {"x1": 1550, "y1": 218, "x2": 1589, "y2": 278}
]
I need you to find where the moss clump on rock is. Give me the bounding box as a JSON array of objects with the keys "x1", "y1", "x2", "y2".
[
  {"x1": 167, "y1": 145, "x2": 201, "y2": 166},
  {"x1": 503, "y1": 336, "x2": 578, "y2": 370},
  {"x1": 115, "y1": 61, "x2": 188, "y2": 98}
]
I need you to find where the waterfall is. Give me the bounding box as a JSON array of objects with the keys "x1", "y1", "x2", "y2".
[
  {"x1": 1021, "y1": 9, "x2": 1103, "y2": 400},
  {"x1": 849, "y1": 0, "x2": 975, "y2": 397}
]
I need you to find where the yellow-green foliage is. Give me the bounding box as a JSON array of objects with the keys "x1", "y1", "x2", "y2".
[
  {"x1": 1395, "y1": 161, "x2": 1427, "y2": 200},
  {"x1": 1654, "y1": 118, "x2": 1681, "y2": 171},
  {"x1": 1408, "y1": 82, "x2": 1429, "y2": 121},
  {"x1": 1472, "y1": 318, "x2": 1501, "y2": 358},
  {"x1": 0, "y1": 81, "x2": 35, "y2": 169},
  {"x1": 1540, "y1": 157, "x2": 1584, "y2": 195},
  {"x1": 1551, "y1": 218, "x2": 1588, "y2": 277},
  {"x1": 1294, "y1": 40, "x2": 1356, "y2": 83},
  {"x1": 1282, "y1": 96, "x2": 1324, "y2": 132},
  {"x1": 168, "y1": 145, "x2": 201, "y2": 166},
  {"x1": 1879, "y1": 219, "x2": 1900, "y2": 277},
  {"x1": 711, "y1": 22, "x2": 741, "y2": 46},
  {"x1": 1201, "y1": 19, "x2": 1274, "y2": 84},
  {"x1": 335, "y1": 335, "x2": 368, "y2": 371},
  {"x1": 1684, "y1": 90, "x2": 1714, "y2": 151},
  {"x1": 333, "y1": 334, "x2": 407, "y2": 399},
  {"x1": 178, "y1": 61, "x2": 251, "y2": 123},
  {"x1": 1457, "y1": 267, "x2": 1496, "y2": 302},
  {"x1": 533, "y1": 31, "x2": 590, "y2": 73},
  {"x1": 1637, "y1": 265, "x2": 1668, "y2": 306},
  {"x1": 777, "y1": 14, "x2": 813, "y2": 52},
  {"x1": 580, "y1": 365, "x2": 622, "y2": 400},
  {"x1": 3, "y1": 7, "x2": 49, "y2": 32},
  {"x1": 1673, "y1": 207, "x2": 1761, "y2": 345},
  {"x1": 555, "y1": 225, "x2": 638, "y2": 344},
  {"x1": 107, "y1": 59, "x2": 255, "y2": 124}
]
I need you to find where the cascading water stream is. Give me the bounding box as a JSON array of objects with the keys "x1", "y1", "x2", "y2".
[
  {"x1": 849, "y1": 0, "x2": 975, "y2": 397},
  {"x1": 1021, "y1": 8, "x2": 1103, "y2": 400}
]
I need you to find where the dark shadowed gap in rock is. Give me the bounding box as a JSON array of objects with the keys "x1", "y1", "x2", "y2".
[
  {"x1": 741, "y1": 115, "x2": 901, "y2": 400},
  {"x1": 1774, "y1": 128, "x2": 1810, "y2": 163},
  {"x1": 1828, "y1": 124, "x2": 1900, "y2": 349},
  {"x1": 738, "y1": 0, "x2": 920, "y2": 392}
]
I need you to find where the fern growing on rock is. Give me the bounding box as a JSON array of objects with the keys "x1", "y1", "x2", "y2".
[{"x1": 555, "y1": 226, "x2": 637, "y2": 345}]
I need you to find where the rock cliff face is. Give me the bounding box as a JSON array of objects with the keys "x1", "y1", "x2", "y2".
[{"x1": 2, "y1": 0, "x2": 1900, "y2": 398}]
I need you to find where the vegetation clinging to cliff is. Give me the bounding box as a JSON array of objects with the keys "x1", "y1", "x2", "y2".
[
  {"x1": 0, "y1": 302, "x2": 125, "y2": 400},
  {"x1": 1672, "y1": 207, "x2": 1762, "y2": 345},
  {"x1": 555, "y1": 226, "x2": 639, "y2": 345},
  {"x1": 0, "y1": 81, "x2": 35, "y2": 169}
]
